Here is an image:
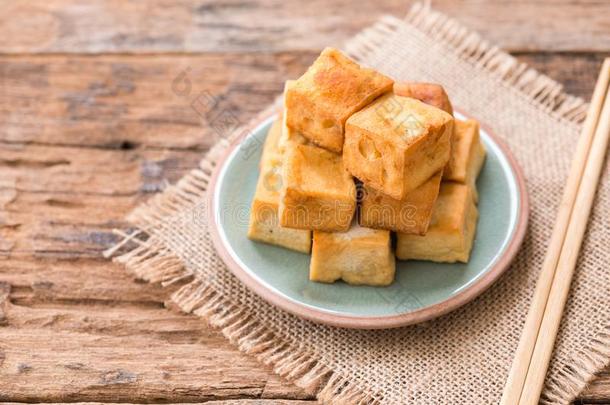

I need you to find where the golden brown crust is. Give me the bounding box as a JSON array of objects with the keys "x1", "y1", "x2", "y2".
[
  {"x1": 279, "y1": 81, "x2": 309, "y2": 153},
  {"x1": 344, "y1": 94, "x2": 453, "y2": 199},
  {"x1": 466, "y1": 139, "x2": 487, "y2": 203},
  {"x1": 310, "y1": 223, "x2": 395, "y2": 286},
  {"x1": 248, "y1": 154, "x2": 312, "y2": 253},
  {"x1": 259, "y1": 116, "x2": 283, "y2": 169},
  {"x1": 393, "y1": 81, "x2": 453, "y2": 115},
  {"x1": 443, "y1": 119, "x2": 486, "y2": 202},
  {"x1": 279, "y1": 144, "x2": 356, "y2": 232},
  {"x1": 444, "y1": 119, "x2": 479, "y2": 182},
  {"x1": 285, "y1": 48, "x2": 393, "y2": 153},
  {"x1": 396, "y1": 182, "x2": 478, "y2": 263},
  {"x1": 359, "y1": 170, "x2": 442, "y2": 235}
]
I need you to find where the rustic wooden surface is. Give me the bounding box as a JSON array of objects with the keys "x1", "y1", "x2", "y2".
[{"x1": 0, "y1": 1, "x2": 608, "y2": 403}]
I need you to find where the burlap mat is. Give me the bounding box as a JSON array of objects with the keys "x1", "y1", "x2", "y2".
[{"x1": 108, "y1": 4, "x2": 610, "y2": 404}]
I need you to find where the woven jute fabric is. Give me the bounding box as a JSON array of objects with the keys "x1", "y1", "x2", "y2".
[{"x1": 109, "y1": 4, "x2": 610, "y2": 404}]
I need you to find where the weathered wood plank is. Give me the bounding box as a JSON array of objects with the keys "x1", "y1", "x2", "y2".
[
  {"x1": 2, "y1": 258, "x2": 171, "y2": 304},
  {"x1": 0, "y1": 0, "x2": 607, "y2": 53},
  {"x1": 0, "y1": 259, "x2": 314, "y2": 402},
  {"x1": 0, "y1": 328, "x2": 313, "y2": 402},
  {"x1": 0, "y1": 53, "x2": 602, "y2": 153},
  {"x1": 1, "y1": 143, "x2": 200, "y2": 196},
  {"x1": 0, "y1": 142, "x2": 203, "y2": 257},
  {"x1": 0, "y1": 54, "x2": 310, "y2": 150},
  {"x1": 0, "y1": 139, "x2": 313, "y2": 402},
  {"x1": 3, "y1": 399, "x2": 316, "y2": 405}
]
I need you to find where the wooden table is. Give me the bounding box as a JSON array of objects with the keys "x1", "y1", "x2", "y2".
[{"x1": 0, "y1": 1, "x2": 608, "y2": 403}]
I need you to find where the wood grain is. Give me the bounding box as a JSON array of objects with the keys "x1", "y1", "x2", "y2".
[
  {"x1": 0, "y1": 258, "x2": 314, "y2": 402},
  {"x1": 0, "y1": 1, "x2": 608, "y2": 403},
  {"x1": 1, "y1": 402, "x2": 315, "y2": 405},
  {"x1": 1, "y1": 142, "x2": 203, "y2": 258},
  {"x1": 0, "y1": 54, "x2": 312, "y2": 150},
  {"x1": 0, "y1": 0, "x2": 608, "y2": 53},
  {"x1": 0, "y1": 53, "x2": 603, "y2": 151}
]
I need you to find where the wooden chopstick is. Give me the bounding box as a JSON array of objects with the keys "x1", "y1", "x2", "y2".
[
  {"x1": 518, "y1": 60, "x2": 610, "y2": 404},
  {"x1": 501, "y1": 58, "x2": 610, "y2": 405}
]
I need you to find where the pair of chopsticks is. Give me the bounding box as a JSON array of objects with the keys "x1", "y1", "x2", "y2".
[{"x1": 501, "y1": 58, "x2": 610, "y2": 405}]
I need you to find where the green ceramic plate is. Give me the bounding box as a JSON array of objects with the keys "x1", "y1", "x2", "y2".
[{"x1": 208, "y1": 110, "x2": 528, "y2": 329}]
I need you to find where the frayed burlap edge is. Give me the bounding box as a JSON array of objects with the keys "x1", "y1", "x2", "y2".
[
  {"x1": 106, "y1": 3, "x2": 608, "y2": 404},
  {"x1": 345, "y1": 4, "x2": 588, "y2": 124},
  {"x1": 108, "y1": 232, "x2": 375, "y2": 404},
  {"x1": 104, "y1": 102, "x2": 382, "y2": 404}
]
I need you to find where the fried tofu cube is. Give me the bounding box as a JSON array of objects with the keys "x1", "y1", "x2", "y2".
[
  {"x1": 396, "y1": 183, "x2": 478, "y2": 263},
  {"x1": 393, "y1": 82, "x2": 453, "y2": 114},
  {"x1": 344, "y1": 93, "x2": 454, "y2": 199},
  {"x1": 310, "y1": 223, "x2": 395, "y2": 286},
  {"x1": 359, "y1": 170, "x2": 442, "y2": 235},
  {"x1": 285, "y1": 47, "x2": 393, "y2": 153},
  {"x1": 279, "y1": 81, "x2": 309, "y2": 153},
  {"x1": 443, "y1": 119, "x2": 486, "y2": 202},
  {"x1": 248, "y1": 154, "x2": 311, "y2": 253},
  {"x1": 259, "y1": 115, "x2": 283, "y2": 169},
  {"x1": 279, "y1": 144, "x2": 356, "y2": 232}
]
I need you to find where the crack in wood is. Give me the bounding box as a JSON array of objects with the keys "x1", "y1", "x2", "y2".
[
  {"x1": 0, "y1": 282, "x2": 10, "y2": 326},
  {"x1": 0, "y1": 158, "x2": 71, "y2": 169},
  {"x1": 99, "y1": 369, "x2": 139, "y2": 386},
  {"x1": 10, "y1": 296, "x2": 167, "y2": 310},
  {"x1": 0, "y1": 138, "x2": 210, "y2": 152}
]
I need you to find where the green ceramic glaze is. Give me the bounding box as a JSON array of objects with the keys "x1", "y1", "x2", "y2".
[{"x1": 212, "y1": 113, "x2": 523, "y2": 319}]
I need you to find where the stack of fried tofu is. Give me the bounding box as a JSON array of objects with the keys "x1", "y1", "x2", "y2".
[{"x1": 248, "y1": 48, "x2": 486, "y2": 286}]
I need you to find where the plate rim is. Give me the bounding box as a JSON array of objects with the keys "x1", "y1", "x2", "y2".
[{"x1": 207, "y1": 108, "x2": 529, "y2": 329}]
